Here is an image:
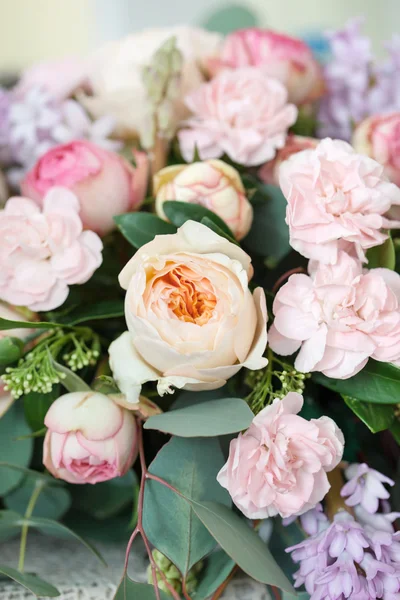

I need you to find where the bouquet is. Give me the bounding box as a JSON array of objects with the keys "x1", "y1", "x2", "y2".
[{"x1": 0, "y1": 19, "x2": 399, "y2": 600}]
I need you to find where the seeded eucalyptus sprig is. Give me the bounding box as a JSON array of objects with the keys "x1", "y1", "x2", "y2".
[{"x1": 2, "y1": 327, "x2": 100, "y2": 398}]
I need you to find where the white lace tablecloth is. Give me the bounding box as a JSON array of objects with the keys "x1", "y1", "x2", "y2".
[{"x1": 0, "y1": 534, "x2": 271, "y2": 599}]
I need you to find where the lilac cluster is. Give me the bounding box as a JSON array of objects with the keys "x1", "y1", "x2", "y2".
[
  {"x1": 0, "y1": 85, "x2": 120, "y2": 187},
  {"x1": 286, "y1": 464, "x2": 400, "y2": 599},
  {"x1": 317, "y1": 18, "x2": 400, "y2": 141}
]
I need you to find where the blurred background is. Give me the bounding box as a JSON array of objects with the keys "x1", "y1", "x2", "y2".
[{"x1": 0, "y1": 0, "x2": 399, "y2": 74}]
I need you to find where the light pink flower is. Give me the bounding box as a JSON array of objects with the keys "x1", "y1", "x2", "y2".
[
  {"x1": 353, "y1": 112, "x2": 400, "y2": 187},
  {"x1": 154, "y1": 159, "x2": 253, "y2": 240},
  {"x1": 43, "y1": 391, "x2": 138, "y2": 484},
  {"x1": 280, "y1": 138, "x2": 400, "y2": 264},
  {"x1": 16, "y1": 57, "x2": 89, "y2": 102},
  {"x1": 21, "y1": 140, "x2": 149, "y2": 236},
  {"x1": 207, "y1": 28, "x2": 325, "y2": 105},
  {"x1": 217, "y1": 392, "x2": 344, "y2": 519},
  {"x1": 269, "y1": 252, "x2": 400, "y2": 379},
  {"x1": 178, "y1": 67, "x2": 297, "y2": 167},
  {"x1": 0, "y1": 187, "x2": 103, "y2": 311},
  {"x1": 258, "y1": 134, "x2": 318, "y2": 186}
]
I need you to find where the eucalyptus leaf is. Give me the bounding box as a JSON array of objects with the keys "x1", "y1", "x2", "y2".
[
  {"x1": 313, "y1": 361, "x2": 400, "y2": 404},
  {"x1": 143, "y1": 437, "x2": 230, "y2": 576},
  {"x1": 201, "y1": 5, "x2": 258, "y2": 34},
  {"x1": 144, "y1": 398, "x2": 253, "y2": 437},
  {"x1": 192, "y1": 550, "x2": 235, "y2": 600},
  {"x1": 114, "y1": 577, "x2": 170, "y2": 600},
  {"x1": 5, "y1": 477, "x2": 71, "y2": 521},
  {"x1": 0, "y1": 404, "x2": 33, "y2": 495},
  {"x1": 0, "y1": 336, "x2": 24, "y2": 366},
  {"x1": 188, "y1": 500, "x2": 295, "y2": 594},
  {"x1": 0, "y1": 317, "x2": 64, "y2": 331},
  {"x1": 63, "y1": 300, "x2": 125, "y2": 325},
  {"x1": 64, "y1": 510, "x2": 133, "y2": 543},
  {"x1": 51, "y1": 360, "x2": 91, "y2": 393},
  {"x1": 366, "y1": 236, "x2": 395, "y2": 270},
  {"x1": 343, "y1": 396, "x2": 395, "y2": 433},
  {"x1": 0, "y1": 462, "x2": 63, "y2": 485},
  {"x1": 162, "y1": 200, "x2": 234, "y2": 238},
  {"x1": 242, "y1": 183, "x2": 290, "y2": 263},
  {"x1": 115, "y1": 213, "x2": 177, "y2": 249},
  {"x1": 0, "y1": 565, "x2": 60, "y2": 598},
  {"x1": 24, "y1": 385, "x2": 60, "y2": 432}
]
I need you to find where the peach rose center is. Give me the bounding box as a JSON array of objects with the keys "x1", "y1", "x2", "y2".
[{"x1": 151, "y1": 264, "x2": 217, "y2": 325}]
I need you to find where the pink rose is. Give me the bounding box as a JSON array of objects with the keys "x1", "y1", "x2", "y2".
[
  {"x1": 154, "y1": 159, "x2": 253, "y2": 240},
  {"x1": 43, "y1": 391, "x2": 138, "y2": 484},
  {"x1": 16, "y1": 57, "x2": 89, "y2": 102},
  {"x1": 280, "y1": 138, "x2": 400, "y2": 264},
  {"x1": 258, "y1": 135, "x2": 318, "y2": 186},
  {"x1": 82, "y1": 26, "x2": 222, "y2": 139},
  {"x1": 0, "y1": 187, "x2": 103, "y2": 311},
  {"x1": 353, "y1": 113, "x2": 400, "y2": 187},
  {"x1": 21, "y1": 140, "x2": 149, "y2": 236},
  {"x1": 109, "y1": 220, "x2": 267, "y2": 404},
  {"x1": 217, "y1": 392, "x2": 344, "y2": 519},
  {"x1": 269, "y1": 252, "x2": 400, "y2": 379},
  {"x1": 178, "y1": 67, "x2": 297, "y2": 167},
  {"x1": 207, "y1": 28, "x2": 325, "y2": 105}
]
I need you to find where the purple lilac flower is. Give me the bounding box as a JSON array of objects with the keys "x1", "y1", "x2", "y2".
[
  {"x1": 286, "y1": 511, "x2": 400, "y2": 599},
  {"x1": 341, "y1": 463, "x2": 395, "y2": 514},
  {"x1": 0, "y1": 88, "x2": 12, "y2": 164},
  {"x1": 369, "y1": 35, "x2": 400, "y2": 114},
  {"x1": 317, "y1": 17, "x2": 372, "y2": 141},
  {"x1": 283, "y1": 503, "x2": 329, "y2": 536}
]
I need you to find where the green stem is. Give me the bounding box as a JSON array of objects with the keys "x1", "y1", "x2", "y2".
[{"x1": 18, "y1": 481, "x2": 44, "y2": 572}]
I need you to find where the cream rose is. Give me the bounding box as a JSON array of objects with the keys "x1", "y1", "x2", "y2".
[
  {"x1": 154, "y1": 160, "x2": 253, "y2": 240},
  {"x1": 109, "y1": 221, "x2": 267, "y2": 403}
]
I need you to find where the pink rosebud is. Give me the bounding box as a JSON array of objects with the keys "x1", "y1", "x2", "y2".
[
  {"x1": 43, "y1": 391, "x2": 138, "y2": 484},
  {"x1": 269, "y1": 252, "x2": 400, "y2": 379},
  {"x1": 16, "y1": 57, "x2": 89, "y2": 102},
  {"x1": 258, "y1": 134, "x2": 318, "y2": 186},
  {"x1": 353, "y1": 113, "x2": 400, "y2": 187},
  {"x1": 279, "y1": 138, "x2": 400, "y2": 264},
  {"x1": 154, "y1": 159, "x2": 253, "y2": 240},
  {"x1": 207, "y1": 28, "x2": 325, "y2": 105},
  {"x1": 217, "y1": 392, "x2": 344, "y2": 519},
  {"x1": 178, "y1": 67, "x2": 297, "y2": 167},
  {"x1": 0, "y1": 188, "x2": 103, "y2": 311},
  {"x1": 21, "y1": 140, "x2": 149, "y2": 236}
]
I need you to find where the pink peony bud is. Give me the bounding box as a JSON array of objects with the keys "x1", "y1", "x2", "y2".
[
  {"x1": 43, "y1": 391, "x2": 138, "y2": 484},
  {"x1": 154, "y1": 160, "x2": 253, "y2": 240},
  {"x1": 21, "y1": 140, "x2": 149, "y2": 236},
  {"x1": 217, "y1": 392, "x2": 344, "y2": 519}
]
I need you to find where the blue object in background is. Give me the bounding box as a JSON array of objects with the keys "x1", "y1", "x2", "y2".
[{"x1": 301, "y1": 30, "x2": 331, "y2": 63}]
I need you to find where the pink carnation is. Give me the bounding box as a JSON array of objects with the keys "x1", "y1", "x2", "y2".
[
  {"x1": 0, "y1": 187, "x2": 103, "y2": 311},
  {"x1": 207, "y1": 28, "x2": 325, "y2": 105},
  {"x1": 280, "y1": 138, "x2": 400, "y2": 264},
  {"x1": 178, "y1": 67, "x2": 297, "y2": 167},
  {"x1": 258, "y1": 134, "x2": 318, "y2": 186},
  {"x1": 217, "y1": 392, "x2": 344, "y2": 519},
  {"x1": 269, "y1": 252, "x2": 400, "y2": 379}
]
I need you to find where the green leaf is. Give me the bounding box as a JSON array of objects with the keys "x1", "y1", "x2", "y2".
[
  {"x1": 390, "y1": 419, "x2": 400, "y2": 444},
  {"x1": 70, "y1": 470, "x2": 138, "y2": 520},
  {"x1": 0, "y1": 462, "x2": 63, "y2": 485},
  {"x1": 114, "y1": 577, "x2": 170, "y2": 600},
  {"x1": 4, "y1": 478, "x2": 71, "y2": 521},
  {"x1": 51, "y1": 360, "x2": 91, "y2": 393},
  {"x1": 63, "y1": 300, "x2": 125, "y2": 325},
  {"x1": 269, "y1": 518, "x2": 305, "y2": 582},
  {"x1": 201, "y1": 5, "x2": 258, "y2": 34},
  {"x1": 188, "y1": 501, "x2": 295, "y2": 594},
  {"x1": 0, "y1": 565, "x2": 60, "y2": 597},
  {"x1": 144, "y1": 398, "x2": 253, "y2": 437},
  {"x1": 24, "y1": 385, "x2": 60, "y2": 432},
  {"x1": 115, "y1": 213, "x2": 177, "y2": 249},
  {"x1": 366, "y1": 236, "x2": 395, "y2": 270},
  {"x1": 63, "y1": 510, "x2": 133, "y2": 543},
  {"x1": 143, "y1": 437, "x2": 230, "y2": 576},
  {"x1": 313, "y1": 361, "x2": 400, "y2": 404},
  {"x1": 0, "y1": 336, "x2": 24, "y2": 366},
  {"x1": 162, "y1": 200, "x2": 234, "y2": 238},
  {"x1": 0, "y1": 318, "x2": 63, "y2": 331},
  {"x1": 0, "y1": 404, "x2": 33, "y2": 495},
  {"x1": 200, "y1": 216, "x2": 238, "y2": 245},
  {"x1": 192, "y1": 550, "x2": 235, "y2": 600},
  {"x1": 343, "y1": 396, "x2": 395, "y2": 433},
  {"x1": 0, "y1": 511, "x2": 106, "y2": 566},
  {"x1": 242, "y1": 183, "x2": 290, "y2": 262}
]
